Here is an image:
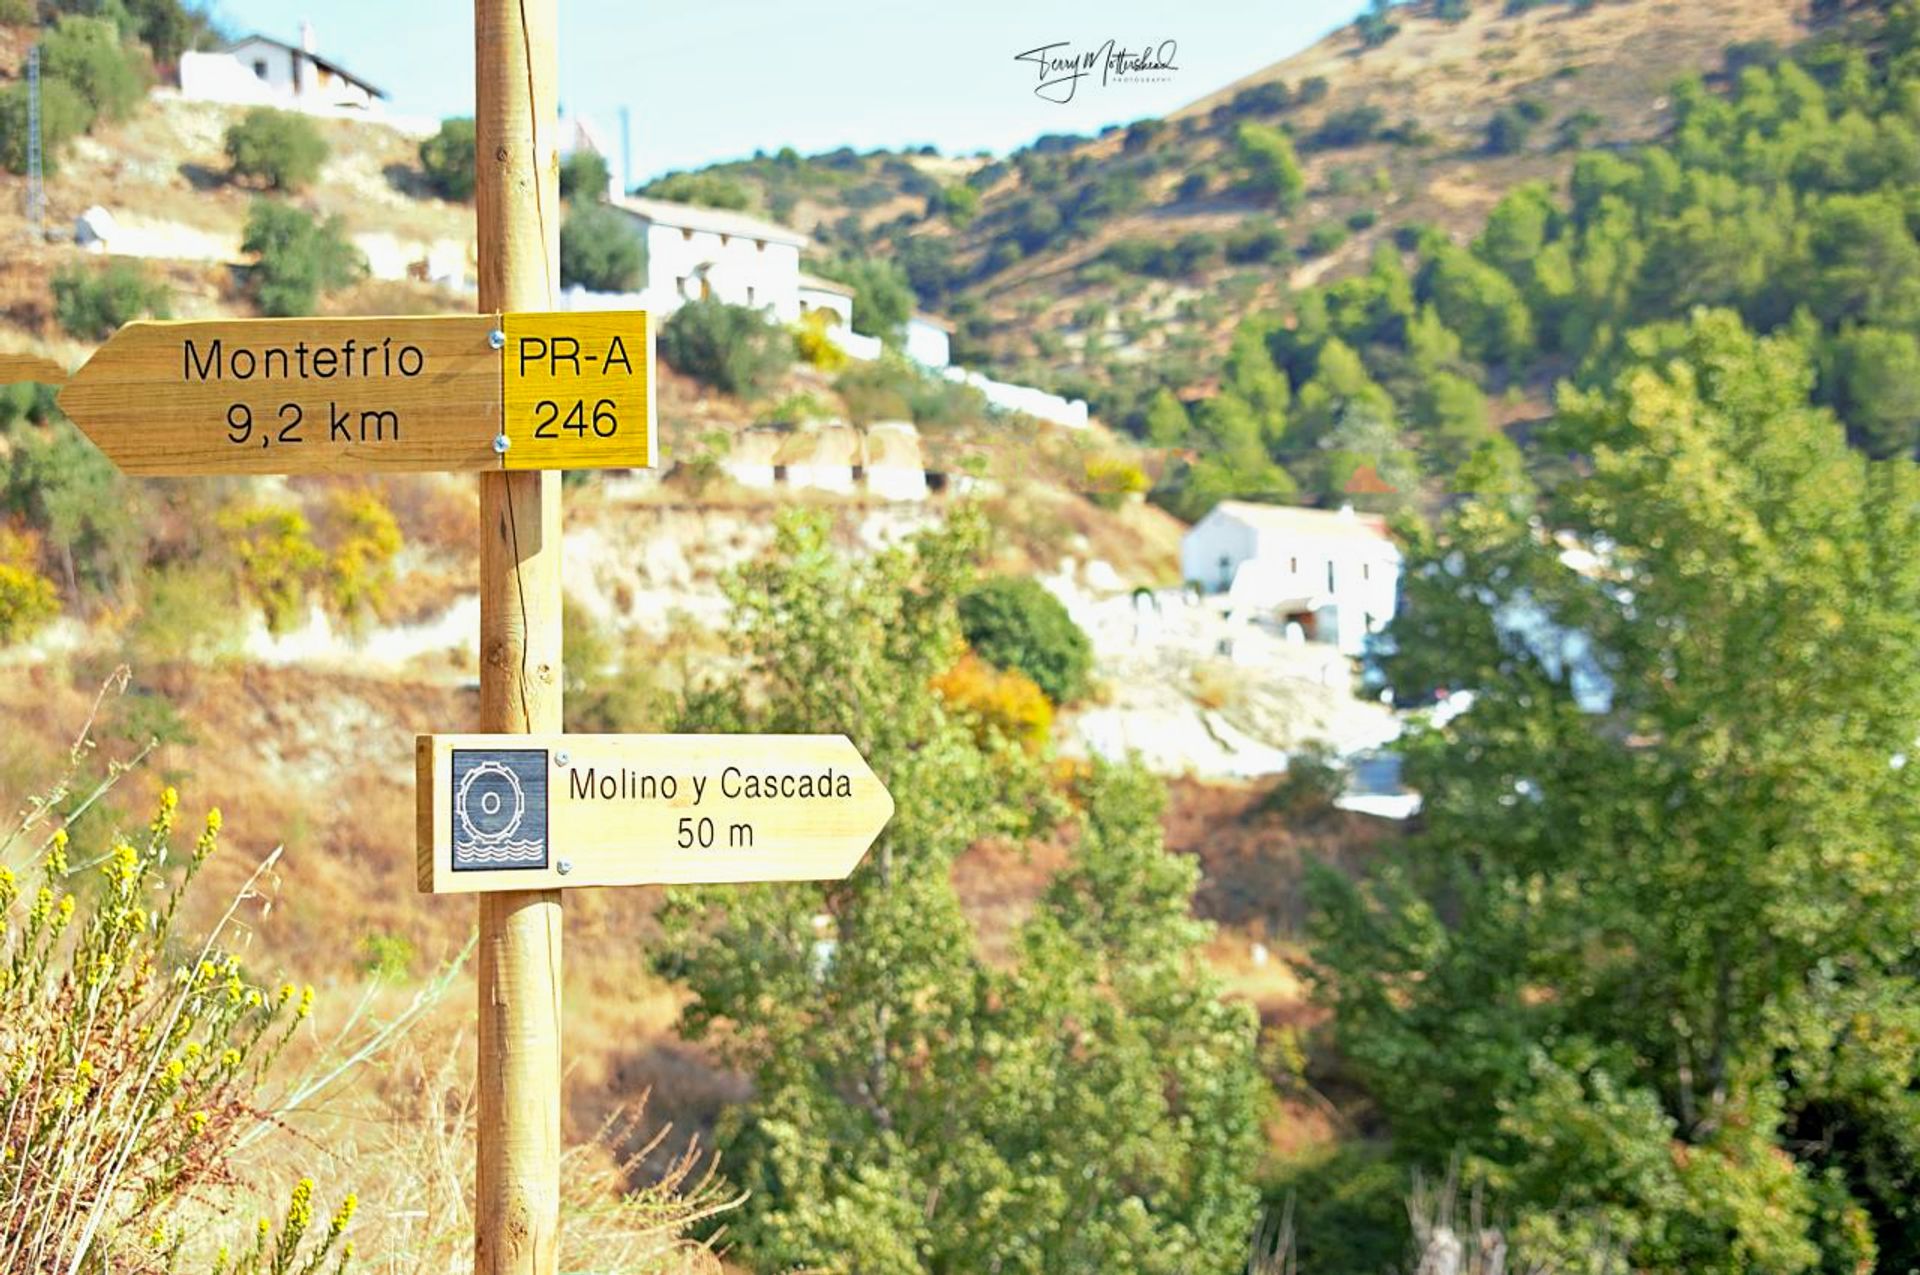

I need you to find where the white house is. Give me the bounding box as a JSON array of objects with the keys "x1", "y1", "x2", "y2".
[
  {"x1": 1180, "y1": 501, "x2": 1401, "y2": 657},
  {"x1": 179, "y1": 24, "x2": 387, "y2": 115},
  {"x1": 905, "y1": 314, "x2": 953, "y2": 370},
  {"x1": 606, "y1": 196, "x2": 809, "y2": 322}
]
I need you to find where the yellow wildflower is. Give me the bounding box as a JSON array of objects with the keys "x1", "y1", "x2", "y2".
[
  {"x1": 329, "y1": 1192, "x2": 358, "y2": 1235},
  {"x1": 46, "y1": 830, "x2": 66, "y2": 876},
  {"x1": 189, "y1": 1109, "x2": 209, "y2": 1134},
  {"x1": 297, "y1": 984, "x2": 314, "y2": 1019},
  {"x1": 152, "y1": 785, "x2": 178, "y2": 839}
]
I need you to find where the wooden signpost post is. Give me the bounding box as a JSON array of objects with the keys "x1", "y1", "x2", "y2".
[{"x1": 0, "y1": 2, "x2": 894, "y2": 1267}]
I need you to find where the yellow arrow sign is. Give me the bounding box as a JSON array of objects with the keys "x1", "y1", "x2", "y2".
[
  {"x1": 414, "y1": 733, "x2": 894, "y2": 894},
  {"x1": 41, "y1": 311, "x2": 653, "y2": 476}
]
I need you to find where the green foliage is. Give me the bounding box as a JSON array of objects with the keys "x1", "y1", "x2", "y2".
[
  {"x1": 558, "y1": 148, "x2": 611, "y2": 201},
  {"x1": 558, "y1": 202, "x2": 644, "y2": 292},
  {"x1": 417, "y1": 117, "x2": 476, "y2": 201},
  {"x1": 659, "y1": 298, "x2": 793, "y2": 398},
  {"x1": 0, "y1": 79, "x2": 89, "y2": 176},
  {"x1": 1304, "y1": 222, "x2": 1350, "y2": 257},
  {"x1": 1, "y1": 416, "x2": 140, "y2": 601},
  {"x1": 1143, "y1": 387, "x2": 1192, "y2": 447},
  {"x1": 1235, "y1": 122, "x2": 1307, "y2": 212},
  {"x1": 938, "y1": 182, "x2": 979, "y2": 226},
  {"x1": 812, "y1": 256, "x2": 914, "y2": 343},
  {"x1": 42, "y1": 14, "x2": 150, "y2": 125},
  {"x1": 1311, "y1": 310, "x2": 1920, "y2": 1271},
  {"x1": 224, "y1": 108, "x2": 328, "y2": 191},
  {"x1": 957, "y1": 574, "x2": 1093, "y2": 705},
  {"x1": 640, "y1": 170, "x2": 751, "y2": 210},
  {"x1": 657, "y1": 510, "x2": 1263, "y2": 1273},
  {"x1": 51, "y1": 259, "x2": 171, "y2": 339},
  {"x1": 240, "y1": 200, "x2": 365, "y2": 317}
]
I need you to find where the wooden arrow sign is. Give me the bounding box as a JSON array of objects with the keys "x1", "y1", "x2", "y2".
[
  {"x1": 42, "y1": 311, "x2": 653, "y2": 476},
  {"x1": 415, "y1": 733, "x2": 894, "y2": 894}
]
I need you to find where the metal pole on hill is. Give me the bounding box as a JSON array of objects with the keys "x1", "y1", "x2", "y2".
[{"x1": 473, "y1": 0, "x2": 564, "y2": 1270}]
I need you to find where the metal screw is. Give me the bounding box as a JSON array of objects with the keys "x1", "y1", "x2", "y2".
[
  {"x1": 556, "y1": 859, "x2": 572, "y2": 876},
  {"x1": 555, "y1": 750, "x2": 570, "y2": 767},
  {"x1": 488, "y1": 328, "x2": 505, "y2": 350},
  {"x1": 493, "y1": 434, "x2": 510, "y2": 454}
]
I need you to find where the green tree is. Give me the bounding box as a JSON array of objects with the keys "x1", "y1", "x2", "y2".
[
  {"x1": 657, "y1": 510, "x2": 1264, "y2": 1273},
  {"x1": 1418, "y1": 242, "x2": 1535, "y2": 365},
  {"x1": 957, "y1": 574, "x2": 1093, "y2": 705},
  {"x1": 1234, "y1": 121, "x2": 1307, "y2": 212},
  {"x1": 1828, "y1": 324, "x2": 1920, "y2": 457},
  {"x1": 659, "y1": 298, "x2": 793, "y2": 397},
  {"x1": 51, "y1": 259, "x2": 171, "y2": 339},
  {"x1": 1143, "y1": 387, "x2": 1192, "y2": 447},
  {"x1": 1310, "y1": 310, "x2": 1920, "y2": 1272},
  {"x1": 0, "y1": 79, "x2": 89, "y2": 176},
  {"x1": 224, "y1": 108, "x2": 329, "y2": 191},
  {"x1": 815, "y1": 257, "x2": 915, "y2": 344},
  {"x1": 418, "y1": 116, "x2": 476, "y2": 201},
  {"x1": 240, "y1": 199, "x2": 365, "y2": 317},
  {"x1": 41, "y1": 14, "x2": 150, "y2": 125},
  {"x1": 558, "y1": 148, "x2": 611, "y2": 201},
  {"x1": 558, "y1": 202, "x2": 645, "y2": 292}
]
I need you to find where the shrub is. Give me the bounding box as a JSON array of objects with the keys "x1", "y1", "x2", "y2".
[
  {"x1": 0, "y1": 524, "x2": 59, "y2": 644},
  {"x1": 930, "y1": 652, "x2": 1053, "y2": 751},
  {"x1": 1304, "y1": 222, "x2": 1351, "y2": 257},
  {"x1": 317, "y1": 486, "x2": 402, "y2": 628},
  {"x1": 51, "y1": 260, "x2": 171, "y2": 339},
  {"x1": 940, "y1": 183, "x2": 980, "y2": 225},
  {"x1": 223, "y1": 108, "x2": 328, "y2": 191},
  {"x1": 1235, "y1": 121, "x2": 1307, "y2": 212},
  {"x1": 792, "y1": 309, "x2": 850, "y2": 372},
  {"x1": 0, "y1": 772, "x2": 345, "y2": 1271},
  {"x1": 42, "y1": 15, "x2": 151, "y2": 125},
  {"x1": 1084, "y1": 455, "x2": 1149, "y2": 509},
  {"x1": 218, "y1": 502, "x2": 326, "y2": 633},
  {"x1": 0, "y1": 78, "x2": 90, "y2": 176},
  {"x1": 558, "y1": 201, "x2": 644, "y2": 292},
  {"x1": 661, "y1": 298, "x2": 793, "y2": 398},
  {"x1": 1485, "y1": 101, "x2": 1544, "y2": 154},
  {"x1": 957, "y1": 575, "x2": 1093, "y2": 705},
  {"x1": 1314, "y1": 105, "x2": 1387, "y2": 148},
  {"x1": 559, "y1": 148, "x2": 611, "y2": 201},
  {"x1": 1226, "y1": 219, "x2": 1288, "y2": 264},
  {"x1": 418, "y1": 116, "x2": 476, "y2": 201},
  {"x1": 241, "y1": 200, "x2": 364, "y2": 317}
]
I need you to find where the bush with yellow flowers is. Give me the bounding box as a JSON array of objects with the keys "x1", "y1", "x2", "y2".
[
  {"x1": 791, "y1": 308, "x2": 850, "y2": 373},
  {"x1": 0, "y1": 523, "x2": 59, "y2": 646},
  {"x1": 930, "y1": 651, "x2": 1053, "y2": 752},
  {"x1": 0, "y1": 779, "x2": 351, "y2": 1272},
  {"x1": 1083, "y1": 455, "x2": 1150, "y2": 510}
]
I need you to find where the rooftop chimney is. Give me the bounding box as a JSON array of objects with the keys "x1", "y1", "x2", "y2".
[{"x1": 299, "y1": 19, "x2": 316, "y2": 54}]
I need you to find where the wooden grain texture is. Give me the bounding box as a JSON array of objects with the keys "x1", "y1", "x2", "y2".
[
  {"x1": 0, "y1": 353, "x2": 68, "y2": 387},
  {"x1": 55, "y1": 316, "x2": 503, "y2": 475},
  {"x1": 473, "y1": 0, "x2": 564, "y2": 1271},
  {"x1": 502, "y1": 310, "x2": 654, "y2": 470},
  {"x1": 416, "y1": 733, "x2": 893, "y2": 894}
]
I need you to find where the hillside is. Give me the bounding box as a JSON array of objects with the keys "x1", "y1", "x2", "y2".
[{"x1": 643, "y1": 0, "x2": 1807, "y2": 402}]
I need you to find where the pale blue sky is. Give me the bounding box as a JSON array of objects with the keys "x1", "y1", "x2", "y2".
[{"x1": 205, "y1": 2, "x2": 1363, "y2": 185}]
